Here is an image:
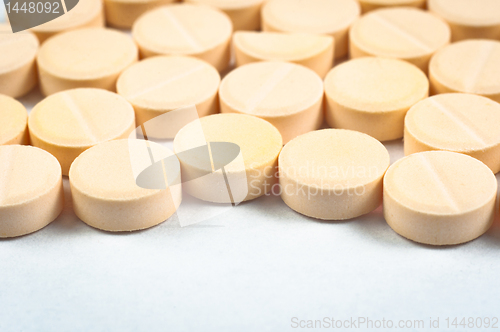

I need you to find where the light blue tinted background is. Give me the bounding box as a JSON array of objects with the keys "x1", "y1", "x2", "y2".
[{"x1": 0, "y1": 2, "x2": 5, "y2": 23}]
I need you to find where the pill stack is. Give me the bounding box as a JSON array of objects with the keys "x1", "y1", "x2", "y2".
[{"x1": 1, "y1": 0, "x2": 500, "y2": 246}]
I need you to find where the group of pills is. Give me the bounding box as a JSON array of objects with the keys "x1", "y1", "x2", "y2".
[{"x1": 1, "y1": 0, "x2": 500, "y2": 246}]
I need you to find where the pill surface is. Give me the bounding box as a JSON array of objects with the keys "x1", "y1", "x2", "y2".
[
  {"x1": 0, "y1": 94, "x2": 29, "y2": 145},
  {"x1": 132, "y1": 4, "x2": 233, "y2": 72},
  {"x1": 325, "y1": 57, "x2": 428, "y2": 142},
  {"x1": 384, "y1": 151, "x2": 497, "y2": 245},
  {"x1": 349, "y1": 7, "x2": 451, "y2": 73},
  {"x1": 261, "y1": 0, "x2": 360, "y2": 59},
  {"x1": 279, "y1": 129, "x2": 390, "y2": 220},
  {"x1": 0, "y1": 145, "x2": 64, "y2": 238},
  {"x1": 358, "y1": 0, "x2": 426, "y2": 13},
  {"x1": 37, "y1": 28, "x2": 138, "y2": 96},
  {"x1": 104, "y1": 0, "x2": 176, "y2": 29},
  {"x1": 219, "y1": 61, "x2": 323, "y2": 144},
  {"x1": 29, "y1": 88, "x2": 136, "y2": 175}
]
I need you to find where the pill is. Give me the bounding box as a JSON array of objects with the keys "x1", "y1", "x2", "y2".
[
  {"x1": 384, "y1": 151, "x2": 497, "y2": 245},
  {"x1": 0, "y1": 145, "x2": 64, "y2": 238},
  {"x1": 261, "y1": 0, "x2": 360, "y2": 59},
  {"x1": 358, "y1": 0, "x2": 426, "y2": 13},
  {"x1": 349, "y1": 7, "x2": 451, "y2": 73},
  {"x1": 429, "y1": 39, "x2": 500, "y2": 103},
  {"x1": 104, "y1": 0, "x2": 176, "y2": 29},
  {"x1": 324, "y1": 57, "x2": 429, "y2": 142},
  {"x1": 69, "y1": 139, "x2": 182, "y2": 232},
  {"x1": 279, "y1": 129, "x2": 390, "y2": 220},
  {"x1": 0, "y1": 94, "x2": 29, "y2": 145},
  {"x1": 173, "y1": 113, "x2": 282, "y2": 203},
  {"x1": 404, "y1": 93, "x2": 500, "y2": 174},
  {"x1": 28, "y1": 88, "x2": 136, "y2": 175},
  {"x1": 132, "y1": 4, "x2": 232, "y2": 72},
  {"x1": 428, "y1": 0, "x2": 500, "y2": 41},
  {"x1": 219, "y1": 61, "x2": 323, "y2": 144},
  {"x1": 37, "y1": 27, "x2": 138, "y2": 96},
  {"x1": 233, "y1": 31, "x2": 334, "y2": 78},
  {"x1": 0, "y1": 24, "x2": 38, "y2": 98}
]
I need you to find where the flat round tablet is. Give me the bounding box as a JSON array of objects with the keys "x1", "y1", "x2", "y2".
[
  {"x1": 132, "y1": 4, "x2": 233, "y2": 72},
  {"x1": 29, "y1": 88, "x2": 136, "y2": 175},
  {"x1": 173, "y1": 113, "x2": 283, "y2": 203},
  {"x1": 104, "y1": 0, "x2": 176, "y2": 29},
  {"x1": 261, "y1": 0, "x2": 360, "y2": 59},
  {"x1": 37, "y1": 27, "x2": 138, "y2": 96},
  {"x1": 384, "y1": 151, "x2": 497, "y2": 245},
  {"x1": 0, "y1": 95, "x2": 29, "y2": 145},
  {"x1": 279, "y1": 129, "x2": 390, "y2": 220},
  {"x1": 233, "y1": 31, "x2": 335, "y2": 78},
  {"x1": 429, "y1": 39, "x2": 500, "y2": 103},
  {"x1": 349, "y1": 7, "x2": 451, "y2": 73},
  {"x1": 405, "y1": 93, "x2": 500, "y2": 174},
  {"x1": 69, "y1": 139, "x2": 181, "y2": 232},
  {"x1": 0, "y1": 25, "x2": 38, "y2": 98},
  {"x1": 219, "y1": 61, "x2": 323, "y2": 144},
  {"x1": 429, "y1": 0, "x2": 500, "y2": 41},
  {"x1": 358, "y1": 0, "x2": 426, "y2": 13},
  {"x1": 117, "y1": 55, "x2": 220, "y2": 137},
  {"x1": 0, "y1": 145, "x2": 64, "y2": 238},
  {"x1": 325, "y1": 57, "x2": 429, "y2": 142}
]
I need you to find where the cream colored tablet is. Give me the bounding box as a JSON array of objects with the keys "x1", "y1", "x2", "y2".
[
  {"x1": 325, "y1": 57, "x2": 429, "y2": 142},
  {"x1": 31, "y1": 0, "x2": 104, "y2": 43},
  {"x1": 358, "y1": 0, "x2": 426, "y2": 13},
  {"x1": 349, "y1": 7, "x2": 451, "y2": 73},
  {"x1": 261, "y1": 0, "x2": 360, "y2": 59},
  {"x1": 384, "y1": 151, "x2": 497, "y2": 245},
  {"x1": 219, "y1": 61, "x2": 323, "y2": 144},
  {"x1": 29, "y1": 88, "x2": 136, "y2": 175},
  {"x1": 429, "y1": 0, "x2": 500, "y2": 41},
  {"x1": 70, "y1": 139, "x2": 181, "y2": 232},
  {"x1": 37, "y1": 28, "x2": 138, "y2": 96},
  {"x1": 0, "y1": 95, "x2": 29, "y2": 145},
  {"x1": 0, "y1": 25, "x2": 38, "y2": 98},
  {"x1": 233, "y1": 32, "x2": 334, "y2": 78},
  {"x1": 429, "y1": 40, "x2": 500, "y2": 103},
  {"x1": 279, "y1": 129, "x2": 390, "y2": 220},
  {"x1": 132, "y1": 4, "x2": 233, "y2": 72},
  {"x1": 0, "y1": 145, "x2": 64, "y2": 238},
  {"x1": 104, "y1": 0, "x2": 176, "y2": 29},
  {"x1": 405, "y1": 93, "x2": 500, "y2": 174},
  {"x1": 173, "y1": 113, "x2": 282, "y2": 202}
]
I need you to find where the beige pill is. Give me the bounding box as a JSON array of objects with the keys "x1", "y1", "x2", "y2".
[
  {"x1": 219, "y1": 61, "x2": 323, "y2": 144},
  {"x1": 0, "y1": 94, "x2": 29, "y2": 145},
  {"x1": 358, "y1": 0, "x2": 426, "y2": 13},
  {"x1": 70, "y1": 139, "x2": 182, "y2": 232},
  {"x1": 233, "y1": 31, "x2": 334, "y2": 78},
  {"x1": 405, "y1": 93, "x2": 500, "y2": 174},
  {"x1": 349, "y1": 7, "x2": 451, "y2": 73},
  {"x1": 104, "y1": 0, "x2": 176, "y2": 29},
  {"x1": 384, "y1": 151, "x2": 497, "y2": 245},
  {"x1": 0, "y1": 145, "x2": 64, "y2": 238},
  {"x1": 261, "y1": 0, "x2": 360, "y2": 59},
  {"x1": 429, "y1": 0, "x2": 500, "y2": 41},
  {"x1": 29, "y1": 88, "x2": 136, "y2": 175},
  {"x1": 429, "y1": 39, "x2": 500, "y2": 103},
  {"x1": 37, "y1": 28, "x2": 138, "y2": 96},
  {"x1": 279, "y1": 129, "x2": 390, "y2": 220},
  {"x1": 132, "y1": 4, "x2": 232, "y2": 72},
  {"x1": 325, "y1": 57, "x2": 429, "y2": 142},
  {"x1": 0, "y1": 25, "x2": 38, "y2": 98}
]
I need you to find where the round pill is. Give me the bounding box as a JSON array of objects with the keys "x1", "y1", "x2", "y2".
[
  {"x1": 429, "y1": 39, "x2": 500, "y2": 103},
  {"x1": 0, "y1": 94, "x2": 29, "y2": 146},
  {"x1": 358, "y1": 0, "x2": 426, "y2": 13},
  {"x1": 0, "y1": 25, "x2": 38, "y2": 98},
  {"x1": 132, "y1": 4, "x2": 233, "y2": 72},
  {"x1": 37, "y1": 27, "x2": 138, "y2": 96},
  {"x1": 404, "y1": 93, "x2": 500, "y2": 174},
  {"x1": 324, "y1": 57, "x2": 429, "y2": 142},
  {"x1": 384, "y1": 151, "x2": 497, "y2": 245},
  {"x1": 219, "y1": 61, "x2": 323, "y2": 144},
  {"x1": 279, "y1": 129, "x2": 390, "y2": 220},
  {"x1": 0, "y1": 145, "x2": 64, "y2": 238},
  {"x1": 261, "y1": 0, "x2": 360, "y2": 59},
  {"x1": 29, "y1": 88, "x2": 136, "y2": 175},
  {"x1": 349, "y1": 7, "x2": 451, "y2": 73},
  {"x1": 233, "y1": 31, "x2": 334, "y2": 78},
  {"x1": 69, "y1": 139, "x2": 181, "y2": 232},
  {"x1": 104, "y1": 0, "x2": 176, "y2": 29}
]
